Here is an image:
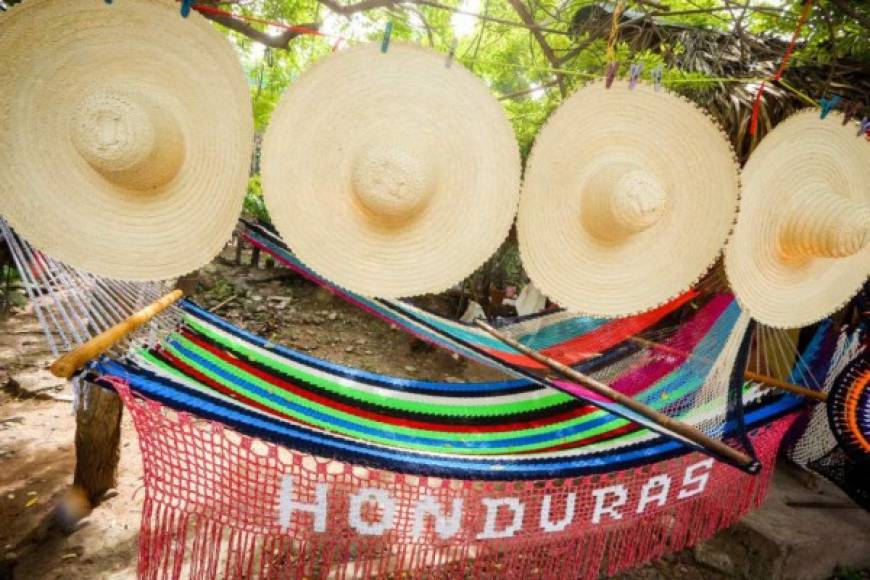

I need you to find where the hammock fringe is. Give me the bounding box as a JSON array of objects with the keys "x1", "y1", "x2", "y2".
[{"x1": 115, "y1": 380, "x2": 792, "y2": 580}]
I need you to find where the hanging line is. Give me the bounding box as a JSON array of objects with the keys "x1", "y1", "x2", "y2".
[
  {"x1": 750, "y1": 0, "x2": 814, "y2": 136},
  {"x1": 187, "y1": 2, "x2": 816, "y2": 105},
  {"x1": 190, "y1": 4, "x2": 337, "y2": 41}
]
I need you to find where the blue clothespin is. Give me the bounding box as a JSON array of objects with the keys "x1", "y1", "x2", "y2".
[
  {"x1": 446, "y1": 39, "x2": 458, "y2": 68},
  {"x1": 819, "y1": 95, "x2": 841, "y2": 119},
  {"x1": 104, "y1": 0, "x2": 113, "y2": 4},
  {"x1": 629, "y1": 63, "x2": 643, "y2": 90},
  {"x1": 180, "y1": 0, "x2": 192, "y2": 17},
  {"x1": 651, "y1": 65, "x2": 663, "y2": 92},
  {"x1": 858, "y1": 117, "x2": 870, "y2": 138},
  {"x1": 381, "y1": 21, "x2": 393, "y2": 54},
  {"x1": 605, "y1": 62, "x2": 618, "y2": 89}
]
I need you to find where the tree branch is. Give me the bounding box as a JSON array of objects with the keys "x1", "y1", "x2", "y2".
[
  {"x1": 506, "y1": 0, "x2": 565, "y2": 95},
  {"x1": 318, "y1": 0, "x2": 396, "y2": 17},
  {"x1": 195, "y1": 3, "x2": 319, "y2": 49},
  {"x1": 830, "y1": 0, "x2": 870, "y2": 30}
]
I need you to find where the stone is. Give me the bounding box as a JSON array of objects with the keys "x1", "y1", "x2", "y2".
[
  {"x1": 328, "y1": 312, "x2": 338, "y2": 321},
  {"x1": 404, "y1": 366, "x2": 417, "y2": 373},
  {"x1": 7, "y1": 370, "x2": 65, "y2": 398},
  {"x1": 693, "y1": 541, "x2": 736, "y2": 575}
]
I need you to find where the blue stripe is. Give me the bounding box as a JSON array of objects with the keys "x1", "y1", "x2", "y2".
[
  {"x1": 183, "y1": 301, "x2": 531, "y2": 393},
  {"x1": 96, "y1": 358, "x2": 801, "y2": 480},
  {"x1": 166, "y1": 337, "x2": 630, "y2": 450}
]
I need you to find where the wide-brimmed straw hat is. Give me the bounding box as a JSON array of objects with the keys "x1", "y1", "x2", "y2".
[
  {"x1": 518, "y1": 81, "x2": 740, "y2": 316},
  {"x1": 261, "y1": 42, "x2": 521, "y2": 298},
  {"x1": 0, "y1": 0, "x2": 252, "y2": 281},
  {"x1": 725, "y1": 110, "x2": 870, "y2": 328}
]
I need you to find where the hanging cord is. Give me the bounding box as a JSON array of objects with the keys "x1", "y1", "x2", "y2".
[
  {"x1": 183, "y1": 1, "x2": 818, "y2": 103},
  {"x1": 750, "y1": 0, "x2": 814, "y2": 136}
]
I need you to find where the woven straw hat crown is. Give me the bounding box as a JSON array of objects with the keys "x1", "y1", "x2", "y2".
[
  {"x1": 0, "y1": 0, "x2": 253, "y2": 281},
  {"x1": 262, "y1": 42, "x2": 522, "y2": 298}
]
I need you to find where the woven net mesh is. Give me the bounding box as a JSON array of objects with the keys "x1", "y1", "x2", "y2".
[{"x1": 112, "y1": 378, "x2": 794, "y2": 580}]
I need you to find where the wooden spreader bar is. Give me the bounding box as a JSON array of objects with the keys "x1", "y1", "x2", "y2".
[
  {"x1": 474, "y1": 319, "x2": 760, "y2": 473},
  {"x1": 50, "y1": 289, "x2": 183, "y2": 379}
]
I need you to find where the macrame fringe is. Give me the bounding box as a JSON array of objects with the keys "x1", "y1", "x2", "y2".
[
  {"x1": 116, "y1": 380, "x2": 792, "y2": 580},
  {"x1": 135, "y1": 467, "x2": 772, "y2": 580}
]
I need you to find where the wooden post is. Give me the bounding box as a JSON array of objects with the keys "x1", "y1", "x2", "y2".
[
  {"x1": 234, "y1": 235, "x2": 243, "y2": 265},
  {"x1": 474, "y1": 319, "x2": 759, "y2": 472},
  {"x1": 73, "y1": 381, "x2": 122, "y2": 503}
]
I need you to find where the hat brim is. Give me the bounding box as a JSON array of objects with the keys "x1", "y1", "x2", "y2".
[
  {"x1": 724, "y1": 111, "x2": 870, "y2": 329},
  {"x1": 518, "y1": 81, "x2": 739, "y2": 317},
  {"x1": 0, "y1": 0, "x2": 252, "y2": 281},
  {"x1": 261, "y1": 43, "x2": 521, "y2": 298}
]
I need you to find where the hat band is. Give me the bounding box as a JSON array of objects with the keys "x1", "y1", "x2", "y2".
[
  {"x1": 71, "y1": 91, "x2": 185, "y2": 191},
  {"x1": 778, "y1": 190, "x2": 870, "y2": 261}
]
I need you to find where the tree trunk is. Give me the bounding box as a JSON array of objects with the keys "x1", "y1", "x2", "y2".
[{"x1": 73, "y1": 383, "x2": 122, "y2": 503}]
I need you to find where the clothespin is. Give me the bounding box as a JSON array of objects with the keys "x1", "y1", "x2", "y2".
[
  {"x1": 180, "y1": 0, "x2": 192, "y2": 18},
  {"x1": 629, "y1": 63, "x2": 643, "y2": 90},
  {"x1": 446, "y1": 39, "x2": 458, "y2": 68},
  {"x1": 104, "y1": 0, "x2": 112, "y2": 4},
  {"x1": 859, "y1": 117, "x2": 870, "y2": 138},
  {"x1": 841, "y1": 100, "x2": 861, "y2": 125},
  {"x1": 651, "y1": 65, "x2": 663, "y2": 92},
  {"x1": 819, "y1": 95, "x2": 841, "y2": 119},
  {"x1": 605, "y1": 61, "x2": 618, "y2": 89},
  {"x1": 381, "y1": 21, "x2": 393, "y2": 54}
]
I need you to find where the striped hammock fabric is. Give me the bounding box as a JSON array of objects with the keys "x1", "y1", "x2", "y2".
[
  {"x1": 95, "y1": 300, "x2": 803, "y2": 479},
  {"x1": 0, "y1": 217, "x2": 826, "y2": 579},
  {"x1": 90, "y1": 297, "x2": 806, "y2": 579}
]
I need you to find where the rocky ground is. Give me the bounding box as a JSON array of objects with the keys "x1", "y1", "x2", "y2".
[{"x1": 0, "y1": 245, "x2": 868, "y2": 579}]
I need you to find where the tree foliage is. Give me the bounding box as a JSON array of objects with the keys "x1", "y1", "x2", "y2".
[{"x1": 200, "y1": 0, "x2": 867, "y2": 155}]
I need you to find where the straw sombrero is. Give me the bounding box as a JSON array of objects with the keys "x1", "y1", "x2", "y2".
[
  {"x1": 261, "y1": 43, "x2": 521, "y2": 298},
  {"x1": 518, "y1": 81, "x2": 739, "y2": 316},
  {"x1": 0, "y1": 0, "x2": 252, "y2": 281},
  {"x1": 725, "y1": 111, "x2": 870, "y2": 328}
]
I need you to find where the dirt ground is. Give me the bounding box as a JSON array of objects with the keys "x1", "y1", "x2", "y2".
[{"x1": 0, "y1": 247, "x2": 867, "y2": 579}]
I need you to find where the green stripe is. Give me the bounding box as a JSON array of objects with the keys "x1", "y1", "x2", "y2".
[{"x1": 184, "y1": 317, "x2": 572, "y2": 417}]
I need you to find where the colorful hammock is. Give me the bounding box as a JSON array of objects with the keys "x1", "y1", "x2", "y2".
[
  {"x1": 91, "y1": 296, "x2": 804, "y2": 579},
  {"x1": 0, "y1": 218, "x2": 829, "y2": 578}
]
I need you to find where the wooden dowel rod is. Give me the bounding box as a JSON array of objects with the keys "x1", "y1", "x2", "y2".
[
  {"x1": 50, "y1": 289, "x2": 183, "y2": 379},
  {"x1": 743, "y1": 371, "x2": 828, "y2": 402},
  {"x1": 628, "y1": 336, "x2": 828, "y2": 403},
  {"x1": 474, "y1": 320, "x2": 758, "y2": 472}
]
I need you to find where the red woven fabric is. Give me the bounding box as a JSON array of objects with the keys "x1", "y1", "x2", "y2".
[{"x1": 112, "y1": 380, "x2": 795, "y2": 580}]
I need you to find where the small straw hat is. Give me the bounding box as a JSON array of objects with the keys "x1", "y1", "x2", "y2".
[
  {"x1": 0, "y1": 0, "x2": 253, "y2": 281},
  {"x1": 725, "y1": 110, "x2": 870, "y2": 329},
  {"x1": 518, "y1": 81, "x2": 740, "y2": 317},
  {"x1": 261, "y1": 42, "x2": 521, "y2": 298}
]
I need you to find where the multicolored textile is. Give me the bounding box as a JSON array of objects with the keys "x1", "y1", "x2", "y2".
[
  {"x1": 86, "y1": 234, "x2": 811, "y2": 578},
  {"x1": 828, "y1": 355, "x2": 870, "y2": 461},
  {"x1": 96, "y1": 301, "x2": 802, "y2": 480}
]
